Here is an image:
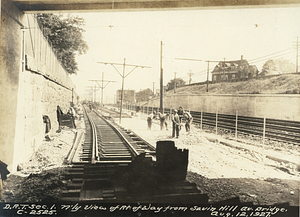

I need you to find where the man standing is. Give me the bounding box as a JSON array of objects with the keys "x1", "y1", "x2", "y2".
[
  {"x1": 172, "y1": 110, "x2": 180, "y2": 138},
  {"x1": 147, "y1": 112, "x2": 154, "y2": 130},
  {"x1": 184, "y1": 111, "x2": 193, "y2": 132},
  {"x1": 178, "y1": 106, "x2": 184, "y2": 123},
  {"x1": 158, "y1": 112, "x2": 169, "y2": 130},
  {"x1": 56, "y1": 105, "x2": 63, "y2": 133}
]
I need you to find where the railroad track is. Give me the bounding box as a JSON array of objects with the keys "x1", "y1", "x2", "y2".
[
  {"x1": 61, "y1": 106, "x2": 207, "y2": 203},
  {"x1": 98, "y1": 106, "x2": 132, "y2": 118},
  {"x1": 131, "y1": 105, "x2": 300, "y2": 146}
]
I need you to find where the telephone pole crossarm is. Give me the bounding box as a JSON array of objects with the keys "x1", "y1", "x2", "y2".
[
  {"x1": 104, "y1": 81, "x2": 116, "y2": 89},
  {"x1": 97, "y1": 60, "x2": 150, "y2": 123},
  {"x1": 175, "y1": 58, "x2": 202, "y2": 62},
  {"x1": 125, "y1": 66, "x2": 138, "y2": 78},
  {"x1": 97, "y1": 61, "x2": 150, "y2": 68},
  {"x1": 89, "y1": 74, "x2": 117, "y2": 113},
  {"x1": 111, "y1": 64, "x2": 123, "y2": 77},
  {"x1": 204, "y1": 60, "x2": 220, "y2": 92}
]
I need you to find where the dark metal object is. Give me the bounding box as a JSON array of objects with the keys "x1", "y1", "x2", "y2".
[
  {"x1": 59, "y1": 114, "x2": 76, "y2": 128},
  {"x1": 61, "y1": 106, "x2": 207, "y2": 203}
]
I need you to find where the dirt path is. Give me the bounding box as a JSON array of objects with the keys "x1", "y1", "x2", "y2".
[
  {"x1": 119, "y1": 113, "x2": 300, "y2": 205},
  {"x1": 2, "y1": 111, "x2": 299, "y2": 206}
]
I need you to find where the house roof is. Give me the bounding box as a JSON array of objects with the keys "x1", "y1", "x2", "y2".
[{"x1": 211, "y1": 59, "x2": 250, "y2": 74}]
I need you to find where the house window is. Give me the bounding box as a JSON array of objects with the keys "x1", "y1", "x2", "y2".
[
  {"x1": 221, "y1": 75, "x2": 224, "y2": 80},
  {"x1": 232, "y1": 74, "x2": 235, "y2": 79},
  {"x1": 213, "y1": 75, "x2": 217, "y2": 81},
  {"x1": 225, "y1": 75, "x2": 228, "y2": 80}
]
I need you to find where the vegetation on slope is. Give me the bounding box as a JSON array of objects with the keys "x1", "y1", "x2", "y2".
[{"x1": 166, "y1": 73, "x2": 300, "y2": 95}]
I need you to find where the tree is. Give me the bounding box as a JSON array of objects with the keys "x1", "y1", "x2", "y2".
[
  {"x1": 262, "y1": 60, "x2": 276, "y2": 75},
  {"x1": 166, "y1": 78, "x2": 186, "y2": 91},
  {"x1": 261, "y1": 58, "x2": 295, "y2": 75},
  {"x1": 136, "y1": 88, "x2": 153, "y2": 102},
  {"x1": 275, "y1": 58, "x2": 295, "y2": 74},
  {"x1": 36, "y1": 14, "x2": 88, "y2": 74}
]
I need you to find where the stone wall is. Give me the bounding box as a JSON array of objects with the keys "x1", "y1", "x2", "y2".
[{"x1": 147, "y1": 94, "x2": 300, "y2": 121}]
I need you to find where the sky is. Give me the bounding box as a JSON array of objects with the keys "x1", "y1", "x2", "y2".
[{"x1": 69, "y1": 6, "x2": 300, "y2": 103}]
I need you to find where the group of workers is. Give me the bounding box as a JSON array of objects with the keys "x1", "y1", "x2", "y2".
[{"x1": 147, "y1": 106, "x2": 193, "y2": 138}]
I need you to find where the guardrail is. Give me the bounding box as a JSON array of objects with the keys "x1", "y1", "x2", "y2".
[{"x1": 114, "y1": 104, "x2": 300, "y2": 146}]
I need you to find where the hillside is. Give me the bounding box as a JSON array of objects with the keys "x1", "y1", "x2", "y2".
[{"x1": 166, "y1": 73, "x2": 300, "y2": 95}]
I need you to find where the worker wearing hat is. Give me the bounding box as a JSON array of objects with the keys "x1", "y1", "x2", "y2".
[
  {"x1": 172, "y1": 109, "x2": 180, "y2": 138},
  {"x1": 178, "y1": 106, "x2": 184, "y2": 123}
]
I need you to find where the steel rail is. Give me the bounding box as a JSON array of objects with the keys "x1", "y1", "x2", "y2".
[
  {"x1": 100, "y1": 106, "x2": 131, "y2": 118},
  {"x1": 85, "y1": 108, "x2": 98, "y2": 163},
  {"x1": 93, "y1": 109, "x2": 140, "y2": 158},
  {"x1": 126, "y1": 129, "x2": 156, "y2": 152},
  {"x1": 126, "y1": 105, "x2": 300, "y2": 145},
  {"x1": 196, "y1": 119, "x2": 300, "y2": 145}
]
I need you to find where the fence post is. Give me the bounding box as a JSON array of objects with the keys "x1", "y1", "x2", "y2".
[
  {"x1": 216, "y1": 108, "x2": 218, "y2": 138},
  {"x1": 235, "y1": 110, "x2": 238, "y2": 144},
  {"x1": 262, "y1": 116, "x2": 266, "y2": 163},
  {"x1": 200, "y1": 110, "x2": 203, "y2": 130}
]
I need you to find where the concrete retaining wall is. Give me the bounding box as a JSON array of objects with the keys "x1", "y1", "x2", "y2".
[
  {"x1": 13, "y1": 70, "x2": 74, "y2": 171},
  {"x1": 1, "y1": 0, "x2": 25, "y2": 172},
  {"x1": 1, "y1": 1, "x2": 76, "y2": 172},
  {"x1": 147, "y1": 94, "x2": 300, "y2": 121}
]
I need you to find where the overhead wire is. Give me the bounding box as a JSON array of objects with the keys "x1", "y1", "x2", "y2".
[
  {"x1": 248, "y1": 47, "x2": 295, "y2": 62},
  {"x1": 105, "y1": 0, "x2": 115, "y2": 60},
  {"x1": 177, "y1": 46, "x2": 296, "y2": 83},
  {"x1": 249, "y1": 50, "x2": 296, "y2": 64}
]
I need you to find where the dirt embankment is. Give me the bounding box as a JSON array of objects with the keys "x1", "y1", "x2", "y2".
[{"x1": 165, "y1": 73, "x2": 300, "y2": 95}]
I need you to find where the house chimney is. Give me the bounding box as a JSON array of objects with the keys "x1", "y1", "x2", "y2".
[{"x1": 241, "y1": 55, "x2": 243, "y2": 60}]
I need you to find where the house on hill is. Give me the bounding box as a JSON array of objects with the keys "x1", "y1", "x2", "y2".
[{"x1": 211, "y1": 56, "x2": 258, "y2": 83}]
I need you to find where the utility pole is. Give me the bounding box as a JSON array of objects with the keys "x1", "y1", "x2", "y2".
[
  {"x1": 175, "y1": 58, "x2": 202, "y2": 91},
  {"x1": 89, "y1": 72, "x2": 116, "y2": 114},
  {"x1": 293, "y1": 37, "x2": 299, "y2": 73},
  {"x1": 187, "y1": 70, "x2": 194, "y2": 84},
  {"x1": 94, "y1": 85, "x2": 97, "y2": 102},
  {"x1": 153, "y1": 82, "x2": 155, "y2": 95},
  {"x1": 85, "y1": 86, "x2": 100, "y2": 102},
  {"x1": 174, "y1": 72, "x2": 177, "y2": 93},
  {"x1": 84, "y1": 88, "x2": 94, "y2": 102},
  {"x1": 72, "y1": 88, "x2": 74, "y2": 105},
  {"x1": 205, "y1": 60, "x2": 219, "y2": 92},
  {"x1": 98, "y1": 59, "x2": 150, "y2": 123},
  {"x1": 175, "y1": 57, "x2": 220, "y2": 92},
  {"x1": 206, "y1": 61, "x2": 210, "y2": 92},
  {"x1": 160, "y1": 41, "x2": 164, "y2": 113},
  {"x1": 297, "y1": 37, "x2": 299, "y2": 73}
]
